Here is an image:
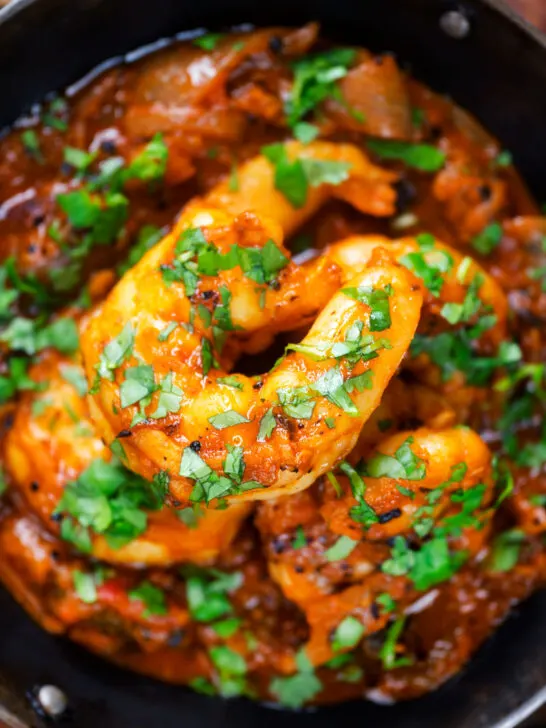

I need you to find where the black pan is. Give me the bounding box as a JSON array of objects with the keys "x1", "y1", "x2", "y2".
[{"x1": 1, "y1": 0, "x2": 546, "y2": 726}]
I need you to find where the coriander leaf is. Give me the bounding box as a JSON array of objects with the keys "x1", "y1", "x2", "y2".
[
  {"x1": 488, "y1": 528, "x2": 525, "y2": 572},
  {"x1": 95, "y1": 322, "x2": 134, "y2": 382},
  {"x1": 324, "y1": 535, "x2": 358, "y2": 562},
  {"x1": 193, "y1": 33, "x2": 225, "y2": 51},
  {"x1": 332, "y1": 615, "x2": 365, "y2": 651},
  {"x1": 472, "y1": 222, "x2": 503, "y2": 256},
  {"x1": 257, "y1": 408, "x2": 276, "y2": 441},
  {"x1": 128, "y1": 581, "x2": 167, "y2": 617},
  {"x1": 120, "y1": 364, "x2": 156, "y2": 408},
  {"x1": 367, "y1": 139, "x2": 446, "y2": 172}
]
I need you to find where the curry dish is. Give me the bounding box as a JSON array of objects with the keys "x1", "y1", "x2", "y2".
[{"x1": 0, "y1": 23, "x2": 545, "y2": 707}]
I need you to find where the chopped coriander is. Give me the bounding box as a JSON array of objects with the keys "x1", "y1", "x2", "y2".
[
  {"x1": 325, "y1": 416, "x2": 336, "y2": 429},
  {"x1": 186, "y1": 568, "x2": 242, "y2": 622},
  {"x1": 157, "y1": 321, "x2": 179, "y2": 342},
  {"x1": 324, "y1": 535, "x2": 358, "y2": 562},
  {"x1": 63, "y1": 146, "x2": 97, "y2": 172},
  {"x1": 332, "y1": 616, "x2": 365, "y2": 651},
  {"x1": 150, "y1": 372, "x2": 183, "y2": 420},
  {"x1": 262, "y1": 143, "x2": 351, "y2": 208},
  {"x1": 193, "y1": 33, "x2": 225, "y2": 51},
  {"x1": 211, "y1": 618, "x2": 241, "y2": 638},
  {"x1": 128, "y1": 581, "x2": 167, "y2": 617},
  {"x1": 95, "y1": 323, "x2": 134, "y2": 384},
  {"x1": 496, "y1": 150, "x2": 513, "y2": 167},
  {"x1": 120, "y1": 364, "x2": 156, "y2": 409},
  {"x1": 55, "y1": 458, "x2": 161, "y2": 551},
  {"x1": 21, "y1": 129, "x2": 43, "y2": 162},
  {"x1": 126, "y1": 134, "x2": 168, "y2": 183},
  {"x1": 399, "y1": 244, "x2": 454, "y2": 297},
  {"x1": 285, "y1": 47, "x2": 356, "y2": 127},
  {"x1": 379, "y1": 617, "x2": 413, "y2": 669},
  {"x1": 341, "y1": 284, "x2": 392, "y2": 331},
  {"x1": 489, "y1": 528, "x2": 525, "y2": 573},
  {"x1": 293, "y1": 121, "x2": 319, "y2": 144},
  {"x1": 472, "y1": 222, "x2": 503, "y2": 256},
  {"x1": 277, "y1": 386, "x2": 316, "y2": 419},
  {"x1": 210, "y1": 645, "x2": 247, "y2": 676},
  {"x1": 60, "y1": 364, "x2": 88, "y2": 396},
  {"x1": 217, "y1": 376, "x2": 244, "y2": 390},
  {"x1": 73, "y1": 570, "x2": 98, "y2": 604},
  {"x1": 376, "y1": 593, "x2": 396, "y2": 613},
  {"x1": 367, "y1": 139, "x2": 446, "y2": 172},
  {"x1": 365, "y1": 436, "x2": 425, "y2": 480},
  {"x1": 270, "y1": 648, "x2": 322, "y2": 708},
  {"x1": 292, "y1": 525, "x2": 307, "y2": 549},
  {"x1": 208, "y1": 409, "x2": 250, "y2": 430},
  {"x1": 257, "y1": 408, "x2": 276, "y2": 441}
]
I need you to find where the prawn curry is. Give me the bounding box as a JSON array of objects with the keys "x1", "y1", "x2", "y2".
[{"x1": 0, "y1": 23, "x2": 545, "y2": 707}]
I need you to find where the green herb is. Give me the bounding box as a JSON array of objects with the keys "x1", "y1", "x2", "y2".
[
  {"x1": 63, "y1": 146, "x2": 97, "y2": 172},
  {"x1": 292, "y1": 525, "x2": 307, "y2": 549},
  {"x1": 339, "y1": 460, "x2": 378, "y2": 528},
  {"x1": 149, "y1": 372, "x2": 183, "y2": 420},
  {"x1": 496, "y1": 150, "x2": 513, "y2": 167},
  {"x1": 262, "y1": 143, "x2": 351, "y2": 208},
  {"x1": 257, "y1": 408, "x2": 276, "y2": 441},
  {"x1": 277, "y1": 386, "x2": 316, "y2": 419},
  {"x1": 324, "y1": 535, "x2": 358, "y2": 562},
  {"x1": 211, "y1": 618, "x2": 241, "y2": 638},
  {"x1": 180, "y1": 446, "x2": 261, "y2": 503},
  {"x1": 60, "y1": 364, "x2": 88, "y2": 396},
  {"x1": 190, "y1": 677, "x2": 216, "y2": 696},
  {"x1": 57, "y1": 189, "x2": 128, "y2": 244},
  {"x1": 42, "y1": 97, "x2": 68, "y2": 131},
  {"x1": 126, "y1": 134, "x2": 168, "y2": 183},
  {"x1": 332, "y1": 616, "x2": 365, "y2": 651},
  {"x1": 341, "y1": 285, "x2": 392, "y2": 331},
  {"x1": 472, "y1": 222, "x2": 503, "y2": 255},
  {"x1": 157, "y1": 321, "x2": 179, "y2": 342},
  {"x1": 120, "y1": 364, "x2": 156, "y2": 409},
  {"x1": 128, "y1": 581, "x2": 167, "y2": 617},
  {"x1": 209, "y1": 409, "x2": 250, "y2": 430},
  {"x1": 382, "y1": 534, "x2": 467, "y2": 590},
  {"x1": 270, "y1": 648, "x2": 322, "y2": 708},
  {"x1": 95, "y1": 323, "x2": 134, "y2": 384},
  {"x1": 365, "y1": 436, "x2": 425, "y2": 480},
  {"x1": 489, "y1": 528, "x2": 526, "y2": 572},
  {"x1": 286, "y1": 48, "x2": 356, "y2": 127},
  {"x1": 21, "y1": 129, "x2": 43, "y2": 162},
  {"x1": 399, "y1": 241, "x2": 454, "y2": 297},
  {"x1": 217, "y1": 376, "x2": 244, "y2": 390},
  {"x1": 293, "y1": 121, "x2": 319, "y2": 144},
  {"x1": 379, "y1": 617, "x2": 413, "y2": 669},
  {"x1": 73, "y1": 570, "x2": 98, "y2": 604},
  {"x1": 55, "y1": 458, "x2": 161, "y2": 551},
  {"x1": 193, "y1": 33, "x2": 225, "y2": 51},
  {"x1": 186, "y1": 568, "x2": 242, "y2": 622},
  {"x1": 367, "y1": 139, "x2": 446, "y2": 172},
  {"x1": 376, "y1": 593, "x2": 396, "y2": 613}
]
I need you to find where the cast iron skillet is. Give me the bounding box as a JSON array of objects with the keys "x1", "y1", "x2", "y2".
[{"x1": 1, "y1": 0, "x2": 546, "y2": 726}]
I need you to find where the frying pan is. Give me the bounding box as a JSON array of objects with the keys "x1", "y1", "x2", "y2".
[{"x1": 1, "y1": 0, "x2": 546, "y2": 725}]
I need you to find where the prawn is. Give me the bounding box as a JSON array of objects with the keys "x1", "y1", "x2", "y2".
[
  {"x1": 81, "y1": 143, "x2": 420, "y2": 504},
  {"x1": 257, "y1": 426, "x2": 495, "y2": 666},
  {"x1": 3, "y1": 350, "x2": 251, "y2": 566}
]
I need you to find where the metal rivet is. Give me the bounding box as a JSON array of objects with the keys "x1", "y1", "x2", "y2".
[
  {"x1": 440, "y1": 10, "x2": 471, "y2": 39},
  {"x1": 36, "y1": 685, "x2": 68, "y2": 718}
]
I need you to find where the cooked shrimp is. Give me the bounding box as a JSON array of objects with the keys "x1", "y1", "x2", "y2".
[
  {"x1": 257, "y1": 426, "x2": 495, "y2": 665},
  {"x1": 3, "y1": 350, "x2": 251, "y2": 566},
  {"x1": 321, "y1": 426, "x2": 494, "y2": 542},
  {"x1": 324, "y1": 233, "x2": 508, "y2": 343},
  {"x1": 81, "y1": 144, "x2": 418, "y2": 504}
]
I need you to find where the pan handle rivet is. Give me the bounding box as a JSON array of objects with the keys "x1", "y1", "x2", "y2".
[
  {"x1": 36, "y1": 685, "x2": 68, "y2": 718},
  {"x1": 440, "y1": 10, "x2": 471, "y2": 39}
]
